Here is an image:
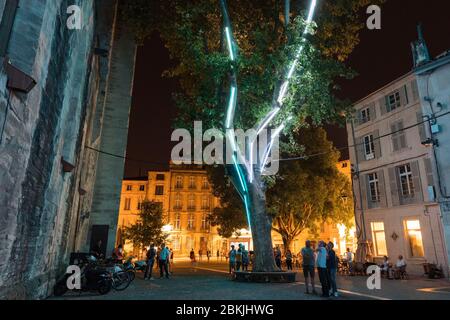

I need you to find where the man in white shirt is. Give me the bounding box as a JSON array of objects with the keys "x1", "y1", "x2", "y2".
[{"x1": 345, "y1": 248, "x2": 353, "y2": 274}]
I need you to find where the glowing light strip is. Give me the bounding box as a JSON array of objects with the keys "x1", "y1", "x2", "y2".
[
  {"x1": 233, "y1": 154, "x2": 247, "y2": 193},
  {"x1": 256, "y1": 107, "x2": 281, "y2": 136},
  {"x1": 225, "y1": 86, "x2": 237, "y2": 128},
  {"x1": 225, "y1": 27, "x2": 235, "y2": 61},
  {"x1": 260, "y1": 123, "x2": 285, "y2": 171},
  {"x1": 243, "y1": 195, "x2": 252, "y2": 231},
  {"x1": 249, "y1": 140, "x2": 255, "y2": 183}
]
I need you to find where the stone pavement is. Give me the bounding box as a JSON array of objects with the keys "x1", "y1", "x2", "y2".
[{"x1": 50, "y1": 261, "x2": 450, "y2": 300}]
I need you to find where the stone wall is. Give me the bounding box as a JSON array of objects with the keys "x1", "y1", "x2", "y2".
[{"x1": 0, "y1": 0, "x2": 133, "y2": 299}]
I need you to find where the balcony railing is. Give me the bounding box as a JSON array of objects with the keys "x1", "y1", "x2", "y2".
[{"x1": 187, "y1": 206, "x2": 196, "y2": 211}]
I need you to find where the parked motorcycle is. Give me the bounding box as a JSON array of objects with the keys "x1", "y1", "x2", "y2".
[{"x1": 54, "y1": 256, "x2": 112, "y2": 296}]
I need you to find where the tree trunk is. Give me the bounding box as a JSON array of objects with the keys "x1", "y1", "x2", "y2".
[
  {"x1": 282, "y1": 236, "x2": 293, "y2": 254},
  {"x1": 248, "y1": 170, "x2": 278, "y2": 272}
]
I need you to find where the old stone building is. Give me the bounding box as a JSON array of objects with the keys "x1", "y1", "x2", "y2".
[{"x1": 0, "y1": 0, "x2": 135, "y2": 299}]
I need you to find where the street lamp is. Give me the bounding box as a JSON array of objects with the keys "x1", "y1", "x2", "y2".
[{"x1": 162, "y1": 224, "x2": 173, "y2": 233}]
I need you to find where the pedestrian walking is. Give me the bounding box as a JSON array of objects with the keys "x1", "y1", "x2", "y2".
[
  {"x1": 158, "y1": 244, "x2": 170, "y2": 279},
  {"x1": 316, "y1": 241, "x2": 329, "y2": 297},
  {"x1": 345, "y1": 248, "x2": 353, "y2": 274},
  {"x1": 301, "y1": 240, "x2": 317, "y2": 295},
  {"x1": 190, "y1": 248, "x2": 197, "y2": 272},
  {"x1": 199, "y1": 249, "x2": 203, "y2": 261},
  {"x1": 144, "y1": 244, "x2": 156, "y2": 280},
  {"x1": 217, "y1": 250, "x2": 220, "y2": 262},
  {"x1": 285, "y1": 250, "x2": 293, "y2": 271},
  {"x1": 207, "y1": 250, "x2": 211, "y2": 263},
  {"x1": 326, "y1": 242, "x2": 338, "y2": 297},
  {"x1": 228, "y1": 245, "x2": 236, "y2": 274}
]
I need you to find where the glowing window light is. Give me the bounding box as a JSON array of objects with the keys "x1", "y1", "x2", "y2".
[
  {"x1": 225, "y1": 86, "x2": 237, "y2": 128},
  {"x1": 225, "y1": 27, "x2": 235, "y2": 61}
]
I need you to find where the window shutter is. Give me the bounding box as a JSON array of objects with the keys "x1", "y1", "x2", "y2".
[
  {"x1": 391, "y1": 123, "x2": 400, "y2": 151},
  {"x1": 410, "y1": 161, "x2": 423, "y2": 202},
  {"x1": 416, "y1": 111, "x2": 427, "y2": 142},
  {"x1": 365, "y1": 174, "x2": 373, "y2": 209},
  {"x1": 411, "y1": 80, "x2": 420, "y2": 102},
  {"x1": 388, "y1": 167, "x2": 400, "y2": 206},
  {"x1": 424, "y1": 158, "x2": 435, "y2": 201},
  {"x1": 356, "y1": 136, "x2": 365, "y2": 162},
  {"x1": 398, "y1": 121, "x2": 407, "y2": 149},
  {"x1": 0, "y1": 0, "x2": 19, "y2": 57},
  {"x1": 378, "y1": 170, "x2": 387, "y2": 208},
  {"x1": 360, "y1": 174, "x2": 368, "y2": 210},
  {"x1": 379, "y1": 96, "x2": 388, "y2": 115},
  {"x1": 400, "y1": 85, "x2": 409, "y2": 106},
  {"x1": 369, "y1": 103, "x2": 377, "y2": 121},
  {"x1": 373, "y1": 129, "x2": 382, "y2": 158}
]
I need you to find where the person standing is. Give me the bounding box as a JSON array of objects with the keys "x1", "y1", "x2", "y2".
[
  {"x1": 241, "y1": 245, "x2": 249, "y2": 271},
  {"x1": 345, "y1": 248, "x2": 353, "y2": 274},
  {"x1": 228, "y1": 245, "x2": 236, "y2": 274},
  {"x1": 316, "y1": 241, "x2": 329, "y2": 298},
  {"x1": 190, "y1": 248, "x2": 197, "y2": 272},
  {"x1": 199, "y1": 249, "x2": 203, "y2": 262},
  {"x1": 301, "y1": 240, "x2": 317, "y2": 295},
  {"x1": 158, "y1": 244, "x2": 170, "y2": 279},
  {"x1": 326, "y1": 242, "x2": 338, "y2": 297},
  {"x1": 144, "y1": 244, "x2": 156, "y2": 280},
  {"x1": 235, "y1": 245, "x2": 243, "y2": 271},
  {"x1": 217, "y1": 250, "x2": 220, "y2": 262},
  {"x1": 274, "y1": 247, "x2": 282, "y2": 270},
  {"x1": 285, "y1": 250, "x2": 293, "y2": 271},
  {"x1": 207, "y1": 250, "x2": 211, "y2": 263}
]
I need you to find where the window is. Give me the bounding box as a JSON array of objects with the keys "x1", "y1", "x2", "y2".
[
  {"x1": 155, "y1": 185, "x2": 164, "y2": 196},
  {"x1": 371, "y1": 222, "x2": 388, "y2": 256},
  {"x1": 174, "y1": 214, "x2": 181, "y2": 230},
  {"x1": 201, "y1": 214, "x2": 209, "y2": 230},
  {"x1": 126, "y1": 185, "x2": 132, "y2": 191},
  {"x1": 364, "y1": 135, "x2": 375, "y2": 160},
  {"x1": 404, "y1": 219, "x2": 425, "y2": 257},
  {"x1": 137, "y1": 201, "x2": 142, "y2": 210},
  {"x1": 187, "y1": 214, "x2": 195, "y2": 230},
  {"x1": 202, "y1": 177, "x2": 209, "y2": 189},
  {"x1": 360, "y1": 107, "x2": 371, "y2": 124},
  {"x1": 391, "y1": 121, "x2": 407, "y2": 151},
  {"x1": 156, "y1": 174, "x2": 165, "y2": 181},
  {"x1": 172, "y1": 236, "x2": 181, "y2": 251},
  {"x1": 174, "y1": 194, "x2": 182, "y2": 210},
  {"x1": 368, "y1": 173, "x2": 380, "y2": 202},
  {"x1": 388, "y1": 91, "x2": 401, "y2": 111},
  {"x1": 202, "y1": 196, "x2": 210, "y2": 210},
  {"x1": 124, "y1": 198, "x2": 131, "y2": 211},
  {"x1": 399, "y1": 164, "x2": 414, "y2": 198},
  {"x1": 139, "y1": 185, "x2": 145, "y2": 191},
  {"x1": 189, "y1": 176, "x2": 196, "y2": 189},
  {"x1": 188, "y1": 194, "x2": 195, "y2": 210},
  {"x1": 342, "y1": 162, "x2": 348, "y2": 168},
  {"x1": 176, "y1": 176, "x2": 183, "y2": 189}
]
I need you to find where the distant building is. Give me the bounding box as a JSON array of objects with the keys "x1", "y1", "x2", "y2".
[
  {"x1": 347, "y1": 70, "x2": 448, "y2": 275},
  {"x1": 118, "y1": 161, "x2": 355, "y2": 258}
]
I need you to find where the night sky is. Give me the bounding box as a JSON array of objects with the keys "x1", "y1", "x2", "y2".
[{"x1": 124, "y1": 0, "x2": 450, "y2": 177}]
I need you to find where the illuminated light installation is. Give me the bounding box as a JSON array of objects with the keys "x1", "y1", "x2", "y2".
[{"x1": 221, "y1": 0, "x2": 318, "y2": 229}]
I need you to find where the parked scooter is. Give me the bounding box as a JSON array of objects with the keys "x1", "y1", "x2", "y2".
[{"x1": 54, "y1": 256, "x2": 112, "y2": 296}]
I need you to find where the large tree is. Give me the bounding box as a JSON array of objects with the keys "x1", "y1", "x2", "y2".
[
  {"x1": 122, "y1": 201, "x2": 168, "y2": 251},
  {"x1": 122, "y1": 0, "x2": 383, "y2": 271}
]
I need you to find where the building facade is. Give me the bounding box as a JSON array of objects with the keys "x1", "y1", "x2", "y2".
[
  {"x1": 118, "y1": 161, "x2": 356, "y2": 258},
  {"x1": 118, "y1": 164, "x2": 227, "y2": 258},
  {"x1": 347, "y1": 72, "x2": 449, "y2": 275},
  {"x1": 413, "y1": 36, "x2": 450, "y2": 276},
  {"x1": 0, "y1": 0, "x2": 135, "y2": 298}
]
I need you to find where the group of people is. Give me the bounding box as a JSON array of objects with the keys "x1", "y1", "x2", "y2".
[
  {"x1": 228, "y1": 244, "x2": 250, "y2": 273},
  {"x1": 144, "y1": 243, "x2": 174, "y2": 280},
  {"x1": 301, "y1": 240, "x2": 338, "y2": 298},
  {"x1": 380, "y1": 255, "x2": 407, "y2": 279}
]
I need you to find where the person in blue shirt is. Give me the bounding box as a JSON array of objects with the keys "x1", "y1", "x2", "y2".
[
  {"x1": 316, "y1": 241, "x2": 329, "y2": 297},
  {"x1": 158, "y1": 244, "x2": 170, "y2": 279}
]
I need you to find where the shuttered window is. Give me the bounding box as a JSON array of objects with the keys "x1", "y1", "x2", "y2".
[
  {"x1": 0, "y1": 0, "x2": 19, "y2": 57},
  {"x1": 411, "y1": 79, "x2": 420, "y2": 102},
  {"x1": 416, "y1": 111, "x2": 427, "y2": 142},
  {"x1": 391, "y1": 120, "x2": 407, "y2": 151}
]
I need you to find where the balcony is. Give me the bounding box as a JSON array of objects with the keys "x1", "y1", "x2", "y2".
[
  {"x1": 187, "y1": 206, "x2": 196, "y2": 212},
  {"x1": 175, "y1": 184, "x2": 183, "y2": 190},
  {"x1": 173, "y1": 205, "x2": 183, "y2": 211}
]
